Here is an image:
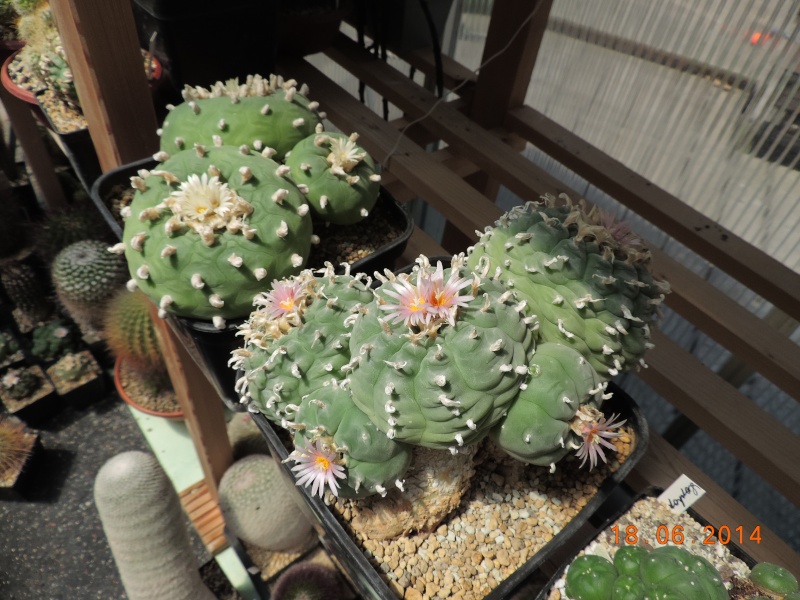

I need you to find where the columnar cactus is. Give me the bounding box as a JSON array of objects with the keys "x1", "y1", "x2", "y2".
[
  {"x1": 564, "y1": 546, "x2": 727, "y2": 600},
  {"x1": 159, "y1": 74, "x2": 323, "y2": 161},
  {"x1": 467, "y1": 195, "x2": 670, "y2": 379},
  {"x1": 102, "y1": 289, "x2": 165, "y2": 377},
  {"x1": 217, "y1": 453, "x2": 316, "y2": 551},
  {"x1": 285, "y1": 128, "x2": 381, "y2": 225},
  {"x1": 94, "y1": 451, "x2": 215, "y2": 600},
  {"x1": 52, "y1": 239, "x2": 128, "y2": 336},
  {"x1": 118, "y1": 145, "x2": 314, "y2": 327},
  {"x1": 0, "y1": 262, "x2": 54, "y2": 324}
]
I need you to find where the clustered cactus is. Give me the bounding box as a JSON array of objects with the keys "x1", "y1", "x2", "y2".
[
  {"x1": 116, "y1": 74, "x2": 381, "y2": 328},
  {"x1": 30, "y1": 320, "x2": 80, "y2": 362},
  {"x1": 564, "y1": 548, "x2": 798, "y2": 600},
  {"x1": 234, "y1": 194, "x2": 668, "y2": 512}
]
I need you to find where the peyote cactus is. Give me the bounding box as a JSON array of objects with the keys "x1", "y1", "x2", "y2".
[
  {"x1": 271, "y1": 562, "x2": 344, "y2": 600},
  {"x1": 1, "y1": 367, "x2": 41, "y2": 400},
  {"x1": 284, "y1": 128, "x2": 381, "y2": 225},
  {"x1": 51, "y1": 239, "x2": 128, "y2": 337},
  {"x1": 159, "y1": 74, "x2": 323, "y2": 162},
  {"x1": 30, "y1": 320, "x2": 80, "y2": 362},
  {"x1": 217, "y1": 453, "x2": 316, "y2": 552},
  {"x1": 94, "y1": 451, "x2": 215, "y2": 600},
  {"x1": 564, "y1": 546, "x2": 727, "y2": 600},
  {"x1": 0, "y1": 262, "x2": 55, "y2": 324},
  {"x1": 467, "y1": 194, "x2": 670, "y2": 380},
  {"x1": 117, "y1": 144, "x2": 314, "y2": 327},
  {"x1": 749, "y1": 562, "x2": 799, "y2": 598}
]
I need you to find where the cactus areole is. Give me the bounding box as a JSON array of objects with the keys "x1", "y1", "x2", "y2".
[{"x1": 120, "y1": 145, "x2": 313, "y2": 327}]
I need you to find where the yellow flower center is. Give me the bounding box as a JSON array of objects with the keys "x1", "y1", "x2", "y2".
[
  {"x1": 410, "y1": 296, "x2": 427, "y2": 312},
  {"x1": 279, "y1": 297, "x2": 295, "y2": 311},
  {"x1": 429, "y1": 290, "x2": 451, "y2": 309},
  {"x1": 196, "y1": 205, "x2": 208, "y2": 215},
  {"x1": 315, "y1": 456, "x2": 331, "y2": 471}
]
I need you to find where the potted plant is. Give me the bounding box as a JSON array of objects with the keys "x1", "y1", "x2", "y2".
[
  {"x1": 232, "y1": 195, "x2": 668, "y2": 598},
  {"x1": 102, "y1": 288, "x2": 181, "y2": 419},
  {"x1": 0, "y1": 414, "x2": 41, "y2": 501},
  {"x1": 45, "y1": 349, "x2": 106, "y2": 409},
  {"x1": 28, "y1": 318, "x2": 81, "y2": 364},
  {"x1": 0, "y1": 259, "x2": 56, "y2": 334},
  {"x1": 0, "y1": 363, "x2": 57, "y2": 425},
  {"x1": 0, "y1": 329, "x2": 25, "y2": 369}
]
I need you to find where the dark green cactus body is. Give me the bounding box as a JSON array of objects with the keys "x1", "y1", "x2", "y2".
[
  {"x1": 1, "y1": 367, "x2": 41, "y2": 399},
  {"x1": 611, "y1": 574, "x2": 645, "y2": 600},
  {"x1": 466, "y1": 197, "x2": 668, "y2": 379},
  {"x1": 489, "y1": 342, "x2": 604, "y2": 466},
  {"x1": 159, "y1": 75, "x2": 322, "y2": 161},
  {"x1": 285, "y1": 131, "x2": 380, "y2": 225},
  {"x1": 613, "y1": 546, "x2": 648, "y2": 577},
  {"x1": 565, "y1": 554, "x2": 618, "y2": 600},
  {"x1": 237, "y1": 269, "x2": 374, "y2": 422},
  {"x1": 348, "y1": 275, "x2": 534, "y2": 450},
  {"x1": 122, "y1": 145, "x2": 313, "y2": 324},
  {"x1": 30, "y1": 320, "x2": 80, "y2": 362},
  {"x1": 750, "y1": 562, "x2": 799, "y2": 596},
  {"x1": 52, "y1": 240, "x2": 128, "y2": 304},
  {"x1": 0, "y1": 262, "x2": 54, "y2": 323},
  {"x1": 291, "y1": 379, "x2": 412, "y2": 498},
  {"x1": 640, "y1": 547, "x2": 726, "y2": 600}
]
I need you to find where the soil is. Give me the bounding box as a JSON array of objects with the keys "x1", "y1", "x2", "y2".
[
  {"x1": 0, "y1": 365, "x2": 55, "y2": 413},
  {"x1": 117, "y1": 358, "x2": 181, "y2": 416},
  {"x1": 45, "y1": 350, "x2": 103, "y2": 396}
]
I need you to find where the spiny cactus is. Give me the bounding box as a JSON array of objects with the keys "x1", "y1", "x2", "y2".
[
  {"x1": 467, "y1": 194, "x2": 669, "y2": 380},
  {"x1": 217, "y1": 454, "x2": 316, "y2": 552},
  {"x1": 94, "y1": 451, "x2": 215, "y2": 600},
  {"x1": 0, "y1": 415, "x2": 33, "y2": 480},
  {"x1": 51, "y1": 239, "x2": 128, "y2": 336},
  {"x1": 749, "y1": 562, "x2": 799, "y2": 598},
  {"x1": 117, "y1": 144, "x2": 314, "y2": 327},
  {"x1": 102, "y1": 289, "x2": 164, "y2": 374},
  {"x1": 285, "y1": 128, "x2": 381, "y2": 225},
  {"x1": 159, "y1": 74, "x2": 323, "y2": 162},
  {"x1": 30, "y1": 320, "x2": 80, "y2": 362},
  {"x1": 271, "y1": 562, "x2": 344, "y2": 600},
  {"x1": 564, "y1": 546, "x2": 727, "y2": 600},
  {"x1": 51, "y1": 351, "x2": 95, "y2": 383},
  {"x1": 1, "y1": 367, "x2": 42, "y2": 400},
  {"x1": 0, "y1": 261, "x2": 55, "y2": 324},
  {"x1": 35, "y1": 201, "x2": 110, "y2": 261}
]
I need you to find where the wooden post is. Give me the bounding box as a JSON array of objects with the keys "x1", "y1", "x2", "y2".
[{"x1": 50, "y1": 1, "x2": 233, "y2": 497}]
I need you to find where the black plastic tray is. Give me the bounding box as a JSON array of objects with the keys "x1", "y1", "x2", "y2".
[
  {"x1": 531, "y1": 486, "x2": 758, "y2": 600},
  {"x1": 251, "y1": 381, "x2": 650, "y2": 600}
]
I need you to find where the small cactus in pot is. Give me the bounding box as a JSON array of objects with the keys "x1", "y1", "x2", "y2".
[
  {"x1": 1, "y1": 366, "x2": 42, "y2": 400},
  {"x1": 159, "y1": 74, "x2": 323, "y2": 161},
  {"x1": 117, "y1": 144, "x2": 314, "y2": 328},
  {"x1": 0, "y1": 261, "x2": 55, "y2": 328},
  {"x1": 30, "y1": 320, "x2": 81, "y2": 363},
  {"x1": 0, "y1": 331, "x2": 22, "y2": 366}
]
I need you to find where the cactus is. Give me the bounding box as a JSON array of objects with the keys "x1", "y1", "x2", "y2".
[
  {"x1": 35, "y1": 197, "x2": 110, "y2": 261},
  {"x1": 348, "y1": 255, "x2": 535, "y2": 451},
  {"x1": 0, "y1": 416, "x2": 33, "y2": 480},
  {"x1": 217, "y1": 454, "x2": 316, "y2": 551},
  {"x1": 749, "y1": 563, "x2": 799, "y2": 598},
  {"x1": 489, "y1": 342, "x2": 608, "y2": 469},
  {"x1": 285, "y1": 128, "x2": 381, "y2": 225},
  {"x1": 564, "y1": 546, "x2": 727, "y2": 600},
  {"x1": 159, "y1": 74, "x2": 323, "y2": 162},
  {"x1": 94, "y1": 451, "x2": 215, "y2": 600},
  {"x1": 118, "y1": 145, "x2": 313, "y2": 327},
  {"x1": 0, "y1": 331, "x2": 20, "y2": 363},
  {"x1": 467, "y1": 195, "x2": 669, "y2": 380},
  {"x1": 51, "y1": 351, "x2": 95, "y2": 383},
  {"x1": 102, "y1": 289, "x2": 163, "y2": 373},
  {"x1": 1, "y1": 367, "x2": 42, "y2": 400},
  {"x1": 271, "y1": 562, "x2": 344, "y2": 600},
  {"x1": 51, "y1": 239, "x2": 128, "y2": 336},
  {"x1": 0, "y1": 262, "x2": 55, "y2": 324},
  {"x1": 30, "y1": 320, "x2": 80, "y2": 362}
]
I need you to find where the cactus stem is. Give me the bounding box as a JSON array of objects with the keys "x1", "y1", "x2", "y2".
[
  {"x1": 558, "y1": 319, "x2": 575, "y2": 339},
  {"x1": 209, "y1": 294, "x2": 224, "y2": 308},
  {"x1": 136, "y1": 265, "x2": 150, "y2": 279},
  {"x1": 160, "y1": 245, "x2": 177, "y2": 258}
]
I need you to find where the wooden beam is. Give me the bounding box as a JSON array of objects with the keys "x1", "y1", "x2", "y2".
[
  {"x1": 506, "y1": 105, "x2": 800, "y2": 321},
  {"x1": 638, "y1": 330, "x2": 800, "y2": 505},
  {"x1": 49, "y1": 0, "x2": 159, "y2": 171},
  {"x1": 628, "y1": 432, "x2": 800, "y2": 572}
]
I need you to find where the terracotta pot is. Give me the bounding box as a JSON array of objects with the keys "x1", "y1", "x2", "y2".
[
  {"x1": 1, "y1": 47, "x2": 38, "y2": 105},
  {"x1": 113, "y1": 355, "x2": 183, "y2": 420}
]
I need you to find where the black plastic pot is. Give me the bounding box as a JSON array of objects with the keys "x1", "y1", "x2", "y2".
[
  {"x1": 250, "y1": 383, "x2": 650, "y2": 600},
  {"x1": 89, "y1": 156, "x2": 154, "y2": 240},
  {"x1": 0, "y1": 365, "x2": 59, "y2": 427},
  {"x1": 45, "y1": 350, "x2": 109, "y2": 410},
  {"x1": 531, "y1": 487, "x2": 758, "y2": 600}
]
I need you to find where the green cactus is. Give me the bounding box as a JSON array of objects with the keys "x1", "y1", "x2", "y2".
[
  {"x1": 94, "y1": 451, "x2": 216, "y2": 600},
  {"x1": 613, "y1": 546, "x2": 649, "y2": 577},
  {"x1": 0, "y1": 331, "x2": 20, "y2": 363},
  {"x1": 35, "y1": 200, "x2": 110, "y2": 261},
  {"x1": 1, "y1": 367, "x2": 42, "y2": 400},
  {"x1": 217, "y1": 453, "x2": 315, "y2": 551},
  {"x1": 119, "y1": 145, "x2": 313, "y2": 327},
  {"x1": 466, "y1": 195, "x2": 669, "y2": 380},
  {"x1": 0, "y1": 262, "x2": 55, "y2": 324},
  {"x1": 51, "y1": 239, "x2": 128, "y2": 336},
  {"x1": 564, "y1": 546, "x2": 727, "y2": 600},
  {"x1": 749, "y1": 563, "x2": 799, "y2": 598},
  {"x1": 159, "y1": 74, "x2": 323, "y2": 162},
  {"x1": 51, "y1": 351, "x2": 95, "y2": 383},
  {"x1": 285, "y1": 129, "x2": 381, "y2": 225},
  {"x1": 347, "y1": 256, "x2": 535, "y2": 450},
  {"x1": 271, "y1": 562, "x2": 344, "y2": 600},
  {"x1": 102, "y1": 289, "x2": 162, "y2": 372},
  {"x1": 30, "y1": 320, "x2": 80, "y2": 362},
  {"x1": 489, "y1": 342, "x2": 607, "y2": 469}
]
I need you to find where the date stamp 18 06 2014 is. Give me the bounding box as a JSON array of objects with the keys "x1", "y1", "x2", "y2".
[{"x1": 610, "y1": 523, "x2": 763, "y2": 546}]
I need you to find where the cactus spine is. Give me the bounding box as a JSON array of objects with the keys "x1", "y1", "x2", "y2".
[{"x1": 94, "y1": 451, "x2": 215, "y2": 600}]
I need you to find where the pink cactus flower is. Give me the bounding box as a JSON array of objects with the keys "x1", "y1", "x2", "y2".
[
  {"x1": 574, "y1": 411, "x2": 626, "y2": 471},
  {"x1": 259, "y1": 279, "x2": 308, "y2": 321},
  {"x1": 379, "y1": 274, "x2": 431, "y2": 328},
  {"x1": 288, "y1": 438, "x2": 346, "y2": 498},
  {"x1": 425, "y1": 262, "x2": 474, "y2": 326}
]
